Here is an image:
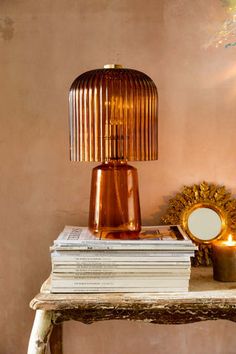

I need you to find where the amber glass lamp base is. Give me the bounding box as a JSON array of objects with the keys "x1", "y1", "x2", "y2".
[{"x1": 88, "y1": 161, "x2": 141, "y2": 239}]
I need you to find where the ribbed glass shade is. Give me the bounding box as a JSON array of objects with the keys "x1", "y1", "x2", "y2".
[{"x1": 69, "y1": 65, "x2": 158, "y2": 162}]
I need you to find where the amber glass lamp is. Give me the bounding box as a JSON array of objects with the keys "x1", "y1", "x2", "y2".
[{"x1": 69, "y1": 64, "x2": 158, "y2": 239}]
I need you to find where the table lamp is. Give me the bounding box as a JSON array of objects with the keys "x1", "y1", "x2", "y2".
[{"x1": 69, "y1": 64, "x2": 158, "y2": 239}]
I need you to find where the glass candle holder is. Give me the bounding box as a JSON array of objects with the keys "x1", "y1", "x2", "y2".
[{"x1": 212, "y1": 234, "x2": 236, "y2": 282}]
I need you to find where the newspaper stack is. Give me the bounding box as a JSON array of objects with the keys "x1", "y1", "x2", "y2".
[{"x1": 50, "y1": 225, "x2": 197, "y2": 293}]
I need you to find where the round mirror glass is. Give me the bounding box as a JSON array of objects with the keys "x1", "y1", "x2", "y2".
[{"x1": 187, "y1": 207, "x2": 222, "y2": 241}]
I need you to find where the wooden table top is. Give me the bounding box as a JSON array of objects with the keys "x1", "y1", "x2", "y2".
[{"x1": 30, "y1": 267, "x2": 236, "y2": 325}]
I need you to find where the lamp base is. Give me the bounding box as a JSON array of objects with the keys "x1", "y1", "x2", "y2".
[{"x1": 89, "y1": 161, "x2": 141, "y2": 239}]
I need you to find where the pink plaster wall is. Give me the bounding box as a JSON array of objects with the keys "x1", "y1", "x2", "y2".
[{"x1": 1, "y1": 0, "x2": 236, "y2": 353}]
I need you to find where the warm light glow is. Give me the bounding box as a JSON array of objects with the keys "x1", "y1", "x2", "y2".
[
  {"x1": 205, "y1": 3, "x2": 236, "y2": 49},
  {"x1": 224, "y1": 234, "x2": 236, "y2": 246}
]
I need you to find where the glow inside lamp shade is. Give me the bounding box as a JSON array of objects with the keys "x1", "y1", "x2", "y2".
[{"x1": 69, "y1": 64, "x2": 158, "y2": 239}]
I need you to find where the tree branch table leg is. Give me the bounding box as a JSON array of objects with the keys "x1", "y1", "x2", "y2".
[
  {"x1": 49, "y1": 323, "x2": 63, "y2": 354},
  {"x1": 27, "y1": 310, "x2": 54, "y2": 354}
]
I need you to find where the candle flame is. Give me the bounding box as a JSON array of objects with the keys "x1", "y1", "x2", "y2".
[{"x1": 224, "y1": 234, "x2": 236, "y2": 246}]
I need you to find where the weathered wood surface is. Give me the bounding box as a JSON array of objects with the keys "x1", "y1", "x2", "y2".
[
  {"x1": 29, "y1": 268, "x2": 236, "y2": 325},
  {"x1": 27, "y1": 310, "x2": 54, "y2": 354}
]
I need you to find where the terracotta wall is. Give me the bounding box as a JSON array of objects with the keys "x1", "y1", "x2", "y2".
[{"x1": 1, "y1": 0, "x2": 236, "y2": 353}]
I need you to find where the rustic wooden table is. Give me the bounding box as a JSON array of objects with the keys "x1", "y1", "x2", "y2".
[{"x1": 27, "y1": 267, "x2": 236, "y2": 354}]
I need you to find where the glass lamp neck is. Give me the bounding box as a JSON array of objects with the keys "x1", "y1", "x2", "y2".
[{"x1": 104, "y1": 159, "x2": 128, "y2": 165}]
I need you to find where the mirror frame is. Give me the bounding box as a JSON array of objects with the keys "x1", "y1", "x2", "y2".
[
  {"x1": 161, "y1": 182, "x2": 236, "y2": 266},
  {"x1": 181, "y1": 202, "x2": 228, "y2": 244}
]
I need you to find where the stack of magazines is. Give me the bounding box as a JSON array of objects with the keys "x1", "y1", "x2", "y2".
[{"x1": 50, "y1": 225, "x2": 197, "y2": 293}]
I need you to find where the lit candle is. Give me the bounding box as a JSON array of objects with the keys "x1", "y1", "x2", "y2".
[{"x1": 212, "y1": 234, "x2": 236, "y2": 282}]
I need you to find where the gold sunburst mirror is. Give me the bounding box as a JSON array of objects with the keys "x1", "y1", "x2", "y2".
[{"x1": 161, "y1": 182, "x2": 236, "y2": 266}]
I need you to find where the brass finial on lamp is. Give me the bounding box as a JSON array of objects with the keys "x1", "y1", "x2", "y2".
[{"x1": 69, "y1": 64, "x2": 158, "y2": 239}]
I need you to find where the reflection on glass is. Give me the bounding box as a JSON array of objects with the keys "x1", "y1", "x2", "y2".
[
  {"x1": 188, "y1": 207, "x2": 222, "y2": 241},
  {"x1": 89, "y1": 160, "x2": 141, "y2": 239}
]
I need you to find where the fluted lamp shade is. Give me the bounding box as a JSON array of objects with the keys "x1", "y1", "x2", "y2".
[{"x1": 69, "y1": 64, "x2": 158, "y2": 239}]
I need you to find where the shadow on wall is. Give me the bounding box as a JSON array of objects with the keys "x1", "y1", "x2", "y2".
[{"x1": 142, "y1": 193, "x2": 174, "y2": 225}]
